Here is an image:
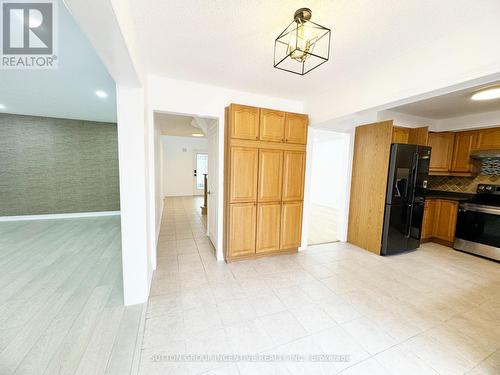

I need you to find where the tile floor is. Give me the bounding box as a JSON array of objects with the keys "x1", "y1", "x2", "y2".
[
  {"x1": 308, "y1": 204, "x2": 339, "y2": 245},
  {"x1": 138, "y1": 196, "x2": 500, "y2": 375}
]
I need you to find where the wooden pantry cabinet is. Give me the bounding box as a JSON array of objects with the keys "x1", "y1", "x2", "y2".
[{"x1": 224, "y1": 103, "x2": 308, "y2": 262}]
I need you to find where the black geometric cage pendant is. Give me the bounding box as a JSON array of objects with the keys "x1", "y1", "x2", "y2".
[{"x1": 274, "y1": 8, "x2": 331, "y2": 76}]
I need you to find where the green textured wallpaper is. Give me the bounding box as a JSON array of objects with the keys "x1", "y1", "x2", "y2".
[{"x1": 0, "y1": 113, "x2": 120, "y2": 216}]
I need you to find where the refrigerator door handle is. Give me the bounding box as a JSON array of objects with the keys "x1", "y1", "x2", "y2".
[{"x1": 406, "y1": 153, "x2": 419, "y2": 238}]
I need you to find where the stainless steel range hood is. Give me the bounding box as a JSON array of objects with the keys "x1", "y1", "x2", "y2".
[
  {"x1": 471, "y1": 149, "x2": 500, "y2": 159},
  {"x1": 471, "y1": 150, "x2": 500, "y2": 175}
]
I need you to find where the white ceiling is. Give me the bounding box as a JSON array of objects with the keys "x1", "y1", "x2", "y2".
[
  {"x1": 122, "y1": 0, "x2": 500, "y2": 105},
  {"x1": 389, "y1": 82, "x2": 500, "y2": 119},
  {"x1": 0, "y1": 0, "x2": 116, "y2": 122},
  {"x1": 154, "y1": 113, "x2": 205, "y2": 137}
]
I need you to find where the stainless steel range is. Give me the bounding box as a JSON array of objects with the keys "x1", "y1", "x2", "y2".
[{"x1": 454, "y1": 184, "x2": 500, "y2": 261}]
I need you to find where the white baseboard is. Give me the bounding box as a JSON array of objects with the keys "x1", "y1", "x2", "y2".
[{"x1": 0, "y1": 211, "x2": 121, "y2": 222}]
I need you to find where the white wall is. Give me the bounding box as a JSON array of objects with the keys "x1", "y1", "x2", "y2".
[
  {"x1": 116, "y1": 87, "x2": 151, "y2": 306},
  {"x1": 377, "y1": 110, "x2": 438, "y2": 130},
  {"x1": 147, "y1": 75, "x2": 304, "y2": 261},
  {"x1": 436, "y1": 110, "x2": 500, "y2": 132},
  {"x1": 161, "y1": 136, "x2": 208, "y2": 197}
]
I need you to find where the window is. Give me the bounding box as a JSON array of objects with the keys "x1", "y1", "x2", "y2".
[{"x1": 196, "y1": 153, "x2": 208, "y2": 190}]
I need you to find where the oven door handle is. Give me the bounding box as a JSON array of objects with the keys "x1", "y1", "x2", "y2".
[{"x1": 460, "y1": 203, "x2": 500, "y2": 216}]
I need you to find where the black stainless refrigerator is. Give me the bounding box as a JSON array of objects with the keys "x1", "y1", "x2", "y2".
[{"x1": 381, "y1": 144, "x2": 431, "y2": 255}]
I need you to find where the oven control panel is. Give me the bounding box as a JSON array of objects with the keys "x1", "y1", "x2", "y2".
[{"x1": 477, "y1": 184, "x2": 500, "y2": 195}]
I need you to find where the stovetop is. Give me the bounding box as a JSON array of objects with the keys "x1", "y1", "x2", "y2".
[{"x1": 464, "y1": 184, "x2": 500, "y2": 207}]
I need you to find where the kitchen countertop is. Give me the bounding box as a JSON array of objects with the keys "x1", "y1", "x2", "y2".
[{"x1": 426, "y1": 190, "x2": 475, "y2": 201}]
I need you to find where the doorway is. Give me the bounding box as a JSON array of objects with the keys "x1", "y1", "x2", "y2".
[
  {"x1": 307, "y1": 129, "x2": 351, "y2": 245},
  {"x1": 153, "y1": 112, "x2": 219, "y2": 253}
]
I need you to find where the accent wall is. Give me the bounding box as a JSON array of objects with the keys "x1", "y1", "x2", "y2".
[{"x1": 0, "y1": 113, "x2": 120, "y2": 216}]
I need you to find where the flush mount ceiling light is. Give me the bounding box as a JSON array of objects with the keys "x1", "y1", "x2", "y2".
[
  {"x1": 95, "y1": 90, "x2": 108, "y2": 98},
  {"x1": 0, "y1": 104, "x2": 5, "y2": 110},
  {"x1": 471, "y1": 86, "x2": 500, "y2": 101},
  {"x1": 192, "y1": 133, "x2": 204, "y2": 137},
  {"x1": 274, "y1": 8, "x2": 331, "y2": 76}
]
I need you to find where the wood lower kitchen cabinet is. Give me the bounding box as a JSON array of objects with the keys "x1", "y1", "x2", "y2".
[
  {"x1": 224, "y1": 104, "x2": 308, "y2": 262},
  {"x1": 421, "y1": 199, "x2": 436, "y2": 240},
  {"x1": 421, "y1": 198, "x2": 459, "y2": 246}
]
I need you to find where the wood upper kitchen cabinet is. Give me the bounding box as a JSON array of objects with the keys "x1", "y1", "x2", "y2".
[
  {"x1": 428, "y1": 132, "x2": 455, "y2": 173},
  {"x1": 475, "y1": 127, "x2": 500, "y2": 150},
  {"x1": 260, "y1": 109, "x2": 285, "y2": 142},
  {"x1": 408, "y1": 127, "x2": 429, "y2": 146},
  {"x1": 433, "y1": 200, "x2": 459, "y2": 243},
  {"x1": 282, "y1": 151, "x2": 306, "y2": 201},
  {"x1": 284, "y1": 113, "x2": 308, "y2": 144},
  {"x1": 392, "y1": 126, "x2": 410, "y2": 144},
  {"x1": 229, "y1": 147, "x2": 258, "y2": 203},
  {"x1": 280, "y1": 201, "x2": 303, "y2": 250},
  {"x1": 451, "y1": 131, "x2": 477, "y2": 173},
  {"x1": 229, "y1": 104, "x2": 260, "y2": 140},
  {"x1": 228, "y1": 203, "x2": 257, "y2": 257},
  {"x1": 257, "y1": 149, "x2": 283, "y2": 202},
  {"x1": 256, "y1": 203, "x2": 281, "y2": 254}
]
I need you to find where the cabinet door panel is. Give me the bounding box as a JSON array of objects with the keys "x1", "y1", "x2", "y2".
[
  {"x1": 451, "y1": 131, "x2": 477, "y2": 173},
  {"x1": 230, "y1": 147, "x2": 258, "y2": 203},
  {"x1": 392, "y1": 127, "x2": 410, "y2": 144},
  {"x1": 282, "y1": 151, "x2": 306, "y2": 202},
  {"x1": 421, "y1": 199, "x2": 436, "y2": 239},
  {"x1": 230, "y1": 104, "x2": 259, "y2": 140},
  {"x1": 258, "y1": 149, "x2": 283, "y2": 202},
  {"x1": 280, "y1": 202, "x2": 303, "y2": 250},
  {"x1": 475, "y1": 128, "x2": 500, "y2": 150},
  {"x1": 433, "y1": 200, "x2": 458, "y2": 242},
  {"x1": 256, "y1": 203, "x2": 281, "y2": 254},
  {"x1": 260, "y1": 109, "x2": 285, "y2": 142},
  {"x1": 428, "y1": 132, "x2": 455, "y2": 173},
  {"x1": 229, "y1": 203, "x2": 257, "y2": 257},
  {"x1": 284, "y1": 113, "x2": 308, "y2": 144}
]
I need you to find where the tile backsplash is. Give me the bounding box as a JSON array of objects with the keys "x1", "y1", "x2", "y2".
[{"x1": 428, "y1": 175, "x2": 499, "y2": 193}]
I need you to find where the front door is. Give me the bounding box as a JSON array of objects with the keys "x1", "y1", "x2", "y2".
[{"x1": 193, "y1": 152, "x2": 208, "y2": 196}]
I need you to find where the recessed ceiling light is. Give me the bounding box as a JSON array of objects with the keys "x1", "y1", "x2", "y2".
[
  {"x1": 0, "y1": 104, "x2": 5, "y2": 110},
  {"x1": 95, "y1": 90, "x2": 108, "y2": 98},
  {"x1": 471, "y1": 87, "x2": 500, "y2": 101},
  {"x1": 192, "y1": 133, "x2": 204, "y2": 137}
]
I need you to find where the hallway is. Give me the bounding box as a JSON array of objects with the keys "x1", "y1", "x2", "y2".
[{"x1": 139, "y1": 197, "x2": 500, "y2": 375}]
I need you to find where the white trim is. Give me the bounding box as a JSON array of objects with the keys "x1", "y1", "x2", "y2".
[{"x1": 0, "y1": 211, "x2": 121, "y2": 222}]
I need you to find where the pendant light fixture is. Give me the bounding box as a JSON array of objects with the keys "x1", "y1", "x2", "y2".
[{"x1": 274, "y1": 8, "x2": 331, "y2": 75}]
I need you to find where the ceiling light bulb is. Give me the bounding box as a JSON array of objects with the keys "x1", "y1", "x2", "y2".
[
  {"x1": 288, "y1": 21, "x2": 316, "y2": 62},
  {"x1": 471, "y1": 87, "x2": 500, "y2": 101},
  {"x1": 192, "y1": 133, "x2": 204, "y2": 137},
  {"x1": 95, "y1": 90, "x2": 108, "y2": 98}
]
